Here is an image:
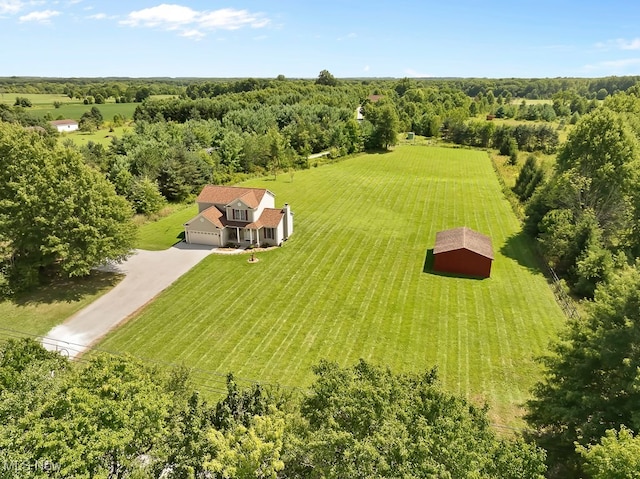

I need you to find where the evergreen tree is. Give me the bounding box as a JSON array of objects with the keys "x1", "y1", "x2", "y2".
[{"x1": 513, "y1": 155, "x2": 545, "y2": 202}]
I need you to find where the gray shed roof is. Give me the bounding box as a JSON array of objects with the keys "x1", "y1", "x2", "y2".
[{"x1": 433, "y1": 227, "x2": 494, "y2": 260}]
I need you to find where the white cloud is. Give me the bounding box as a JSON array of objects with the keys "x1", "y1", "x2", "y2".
[
  {"x1": 120, "y1": 3, "x2": 269, "y2": 38},
  {"x1": 198, "y1": 8, "x2": 268, "y2": 30},
  {"x1": 180, "y1": 29, "x2": 204, "y2": 40},
  {"x1": 19, "y1": 9, "x2": 59, "y2": 22},
  {"x1": 618, "y1": 38, "x2": 640, "y2": 50},
  {"x1": 0, "y1": 0, "x2": 24, "y2": 15},
  {"x1": 87, "y1": 12, "x2": 116, "y2": 20},
  {"x1": 337, "y1": 32, "x2": 357, "y2": 41},
  {"x1": 121, "y1": 4, "x2": 197, "y2": 28},
  {"x1": 583, "y1": 58, "x2": 640, "y2": 73},
  {"x1": 600, "y1": 58, "x2": 640, "y2": 68},
  {"x1": 404, "y1": 68, "x2": 432, "y2": 78},
  {"x1": 596, "y1": 38, "x2": 640, "y2": 51},
  {"x1": 363, "y1": 65, "x2": 370, "y2": 72}
]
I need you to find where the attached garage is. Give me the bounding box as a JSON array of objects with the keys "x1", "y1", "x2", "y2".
[
  {"x1": 184, "y1": 210, "x2": 225, "y2": 247},
  {"x1": 186, "y1": 230, "x2": 221, "y2": 246},
  {"x1": 433, "y1": 227, "x2": 494, "y2": 278}
]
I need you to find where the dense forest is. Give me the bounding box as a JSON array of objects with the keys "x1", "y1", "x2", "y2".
[{"x1": 3, "y1": 74, "x2": 640, "y2": 477}]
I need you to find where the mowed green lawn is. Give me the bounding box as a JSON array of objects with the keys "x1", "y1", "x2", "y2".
[
  {"x1": 98, "y1": 145, "x2": 565, "y2": 424},
  {"x1": 0, "y1": 272, "x2": 122, "y2": 337},
  {"x1": 135, "y1": 204, "x2": 198, "y2": 250}
]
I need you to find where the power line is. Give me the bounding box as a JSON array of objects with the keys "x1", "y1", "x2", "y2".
[
  {"x1": 0, "y1": 326, "x2": 304, "y2": 394},
  {"x1": 0, "y1": 326, "x2": 535, "y2": 435}
]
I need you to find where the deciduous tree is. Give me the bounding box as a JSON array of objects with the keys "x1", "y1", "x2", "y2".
[
  {"x1": 578, "y1": 427, "x2": 640, "y2": 479},
  {"x1": 315, "y1": 69, "x2": 338, "y2": 87},
  {"x1": 526, "y1": 263, "x2": 640, "y2": 477},
  {"x1": 0, "y1": 122, "x2": 135, "y2": 293},
  {"x1": 284, "y1": 359, "x2": 546, "y2": 479}
]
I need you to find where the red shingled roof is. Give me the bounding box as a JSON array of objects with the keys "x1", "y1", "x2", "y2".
[
  {"x1": 433, "y1": 227, "x2": 494, "y2": 259},
  {"x1": 197, "y1": 185, "x2": 270, "y2": 208},
  {"x1": 247, "y1": 208, "x2": 284, "y2": 229},
  {"x1": 201, "y1": 206, "x2": 224, "y2": 228},
  {"x1": 192, "y1": 206, "x2": 284, "y2": 230}
]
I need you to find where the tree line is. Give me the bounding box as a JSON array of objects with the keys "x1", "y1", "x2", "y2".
[
  {"x1": 519, "y1": 86, "x2": 640, "y2": 298},
  {"x1": 3, "y1": 75, "x2": 640, "y2": 99},
  {"x1": 487, "y1": 85, "x2": 640, "y2": 477}
]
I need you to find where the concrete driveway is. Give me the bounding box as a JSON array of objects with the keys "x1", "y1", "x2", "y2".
[{"x1": 43, "y1": 243, "x2": 217, "y2": 358}]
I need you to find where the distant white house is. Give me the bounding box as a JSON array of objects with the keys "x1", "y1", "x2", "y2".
[
  {"x1": 184, "y1": 185, "x2": 294, "y2": 247},
  {"x1": 50, "y1": 119, "x2": 78, "y2": 132}
]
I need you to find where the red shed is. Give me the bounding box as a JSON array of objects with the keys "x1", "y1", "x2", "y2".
[{"x1": 433, "y1": 227, "x2": 494, "y2": 278}]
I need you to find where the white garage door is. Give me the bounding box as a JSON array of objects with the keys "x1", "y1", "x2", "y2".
[{"x1": 188, "y1": 231, "x2": 220, "y2": 246}]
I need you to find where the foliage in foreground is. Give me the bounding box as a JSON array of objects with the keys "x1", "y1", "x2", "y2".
[
  {"x1": 526, "y1": 262, "x2": 640, "y2": 478},
  {"x1": 0, "y1": 122, "x2": 135, "y2": 294},
  {"x1": 577, "y1": 427, "x2": 640, "y2": 479},
  {"x1": 0, "y1": 339, "x2": 546, "y2": 478}
]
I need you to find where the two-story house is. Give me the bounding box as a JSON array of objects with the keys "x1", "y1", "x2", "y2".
[{"x1": 183, "y1": 185, "x2": 293, "y2": 247}]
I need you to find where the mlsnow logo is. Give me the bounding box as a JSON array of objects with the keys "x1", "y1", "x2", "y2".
[{"x1": 1, "y1": 459, "x2": 60, "y2": 474}]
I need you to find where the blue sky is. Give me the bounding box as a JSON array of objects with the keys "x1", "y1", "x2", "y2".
[{"x1": 1, "y1": 0, "x2": 640, "y2": 78}]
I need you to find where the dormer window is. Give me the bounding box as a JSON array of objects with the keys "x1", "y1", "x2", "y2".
[{"x1": 232, "y1": 209, "x2": 248, "y2": 221}]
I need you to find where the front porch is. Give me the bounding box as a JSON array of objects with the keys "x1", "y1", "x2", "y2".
[{"x1": 226, "y1": 225, "x2": 279, "y2": 248}]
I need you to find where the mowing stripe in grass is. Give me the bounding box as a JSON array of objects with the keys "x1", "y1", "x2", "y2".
[{"x1": 97, "y1": 145, "x2": 565, "y2": 425}]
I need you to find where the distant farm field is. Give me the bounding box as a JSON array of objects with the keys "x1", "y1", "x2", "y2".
[
  {"x1": 98, "y1": 145, "x2": 565, "y2": 425},
  {"x1": 63, "y1": 126, "x2": 132, "y2": 147},
  {"x1": 0, "y1": 93, "x2": 172, "y2": 121}
]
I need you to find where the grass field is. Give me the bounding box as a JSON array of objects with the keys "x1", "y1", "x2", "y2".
[
  {"x1": 0, "y1": 93, "x2": 173, "y2": 121},
  {"x1": 0, "y1": 272, "x2": 122, "y2": 337},
  {"x1": 62, "y1": 126, "x2": 132, "y2": 147},
  {"x1": 136, "y1": 203, "x2": 198, "y2": 250},
  {"x1": 97, "y1": 145, "x2": 565, "y2": 425}
]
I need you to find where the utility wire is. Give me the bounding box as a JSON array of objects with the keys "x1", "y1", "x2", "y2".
[{"x1": 0, "y1": 325, "x2": 533, "y2": 434}]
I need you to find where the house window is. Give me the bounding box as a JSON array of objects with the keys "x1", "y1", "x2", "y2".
[
  {"x1": 264, "y1": 227, "x2": 275, "y2": 239},
  {"x1": 232, "y1": 209, "x2": 248, "y2": 221}
]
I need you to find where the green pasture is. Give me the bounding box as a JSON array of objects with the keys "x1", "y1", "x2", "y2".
[
  {"x1": 0, "y1": 93, "x2": 172, "y2": 121},
  {"x1": 0, "y1": 93, "x2": 73, "y2": 106},
  {"x1": 0, "y1": 272, "x2": 122, "y2": 337},
  {"x1": 509, "y1": 98, "x2": 553, "y2": 105},
  {"x1": 98, "y1": 145, "x2": 565, "y2": 425},
  {"x1": 31, "y1": 102, "x2": 137, "y2": 122},
  {"x1": 135, "y1": 204, "x2": 198, "y2": 250},
  {"x1": 62, "y1": 126, "x2": 131, "y2": 147}
]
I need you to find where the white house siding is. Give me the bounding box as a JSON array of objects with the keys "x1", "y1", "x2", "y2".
[
  {"x1": 276, "y1": 222, "x2": 284, "y2": 244},
  {"x1": 283, "y1": 204, "x2": 294, "y2": 239},
  {"x1": 259, "y1": 222, "x2": 284, "y2": 246},
  {"x1": 253, "y1": 192, "x2": 275, "y2": 221},
  {"x1": 50, "y1": 121, "x2": 79, "y2": 133}
]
